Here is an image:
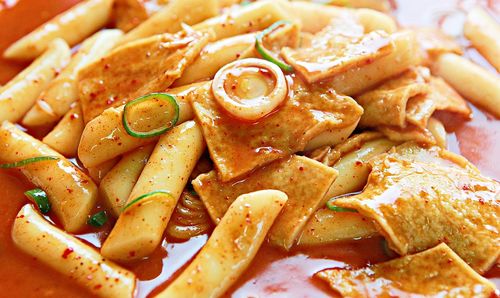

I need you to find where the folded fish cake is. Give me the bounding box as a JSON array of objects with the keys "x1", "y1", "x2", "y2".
[
  {"x1": 357, "y1": 66, "x2": 430, "y2": 128},
  {"x1": 332, "y1": 143, "x2": 500, "y2": 273},
  {"x1": 317, "y1": 243, "x2": 496, "y2": 297},
  {"x1": 78, "y1": 30, "x2": 211, "y2": 122},
  {"x1": 193, "y1": 155, "x2": 338, "y2": 250},
  {"x1": 190, "y1": 79, "x2": 362, "y2": 182},
  {"x1": 405, "y1": 75, "x2": 471, "y2": 128},
  {"x1": 357, "y1": 66, "x2": 471, "y2": 130}
]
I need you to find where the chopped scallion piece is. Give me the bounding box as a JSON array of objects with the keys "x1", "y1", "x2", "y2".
[
  {"x1": 0, "y1": 156, "x2": 59, "y2": 169},
  {"x1": 122, "y1": 93, "x2": 179, "y2": 138},
  {"x1": 326, "y1": 199, "x2": 358, "y2": 212},
  {"x1": 123, "y1": 191, "x2": 172, "y2": 211},
  {"x1": 25, "y1": 188, "x2": 51, "y2": 214},
  {"x1": 255, "y1": 21, "x2": 294, "y2": 72},
  {"x1": 88, "y1": 211, "x2": 108, "y2": 227}
]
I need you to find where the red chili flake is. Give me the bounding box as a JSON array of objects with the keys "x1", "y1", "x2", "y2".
[
  {"x1": 478, "y1": 198, "x2": 485, "y2": 205},
  {"x1": 106, "y1": 98, "x2": 115, "y2": 105},
  {"x1": 299, "y1": 166, "x2": 304, "y2": 171},
  {"x1": 93, "y1": 284, "x2": 102, "y2": 290},
  {"x1": 355, "y1": 161, "x2": 363, "y2": 166},
  {"x1": 62, "y1": 247, "x2": 74, "y2": 259},
  {"x1": 69, "y1": 113, "x2": 79, "y2": 120},
  {"x1": 462, "y1": 185, "x2": 471, "y2": 191},
  {"x1": 236, "y1": 53, "x2": 241, "y2": 58},
  {"x1": 128, "y1": 251, "x2": 136, "y2": 257}
]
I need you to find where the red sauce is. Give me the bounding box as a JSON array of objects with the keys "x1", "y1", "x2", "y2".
[{"x1": 0, "y1": 1, "x2": 498, "y2": 297}]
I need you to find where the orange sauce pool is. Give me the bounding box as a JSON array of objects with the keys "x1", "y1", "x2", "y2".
[{"x1": 0, "y1": 1, "x2": 498, "y2": 297}]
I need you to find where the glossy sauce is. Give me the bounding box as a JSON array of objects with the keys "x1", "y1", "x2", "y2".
[{"x1": 0, "y1": 1, "x2": 499, "y2": 297}]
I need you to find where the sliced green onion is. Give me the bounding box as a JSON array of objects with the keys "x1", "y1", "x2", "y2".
[
  {"x1": 186, "y1": 183, "x2": 198, "y2": 196},
  {"x1": 0, "y1": 156, "x2": 59, "y2": 169},
  {"x1": 255, "y1": 21, "x2": 294, "y2": 72},
  {"x1": 88, "y1": 211, "x2": 108, "y2": 227},
  {"x1": 122, "y1": 93, "x2": 179, "y2": 138},
  {"x1": 24, "y1": 188, "x2": 51, "y2": 214},
  {"x1": 123, "y1": 190, "x2": 172, "y2": 211},
  {"x1": 326, "y1": 199, "x2": 358, "y2": 213},
  {"x1": 188, "y1": 188, "x2": 198, "y2": 196}
]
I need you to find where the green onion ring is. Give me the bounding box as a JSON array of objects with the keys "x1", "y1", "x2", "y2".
[
  {"x1": 326, "y1": 199, "x2": 358, "y2": 213},
  {"x1": 0, "y1": 156, "x2": 59, "y2": 169},
  {"x1": 122, "y1": 93, "x2": 179, "y2": 138},
  {"x1": 24, "y1": 188, "x2": 51, "y2": 214},
  {"x1": 255, "y1": 20, "x2": 294, "y2": 72},
  {"x1": 88, "y1": 211, "x2": 108, "y2": 227},
  {"x1": 122, "y1": 190, "x2": 172, "y2": 211}
]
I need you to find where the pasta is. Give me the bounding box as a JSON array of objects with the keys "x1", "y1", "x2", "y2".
[
  {"x1": 77, "y1": 82, "x2": 199, "y2": 168},
  {"x1": 156, "y1": 190, "x2": 288, "y2": 298},
  {"x1": 42, "y1": 103, "x2": 85, "y2": 157},
  {"x1": 333, "y1": 0, "x2": 391, "y2": 12},
  {"x1": 0, "y1": 121, "x2": 98, "y2": 232},
  {"x1": 173, "y1": 33, "x2": 256, "y2": 86},
  {"x1": 298, "y1": 134, "x2": 396, "y2": 246},
  {"x1": 1, "y1": 1, "x2": 499, "y2": 297},
  {"x1": 316, "y1": 137, "x2": 398, "y2": 204},
  {"x1": 427, "y1": 117, "x2": 447, "y2": 148},
  {"x1": 86, "y1": 158, "x2": 120, "y2": 183},
  {"x1": 100, "y1": 144, "x2": 155, "y2": 217},
  {"x1": 193, "y1": 1, "x2": 291, "y2": 41},
  {"x1": 101, "y1": 121, "x2": 205, "y2": 261},
  {"x1": 12, "y1": 204, "x2": 136, "y2": 298},
  {"x1": 433, "y1": 53, "x2": 500, "y2": 118},
  {"x1": 283, "y1": 1, "x2": 396, "y2": 34},
  {"x1": 22, "y1": 29, "x2": 123, "y2": 127},
  {"x1": 117, "y1": 0, "x2": 218, "y2": 45},
  {"x1": 0, "y1": 39, "x2": 70, "y2": 123},
  {"x1": 174, "y1": 20, "x2": 299, "y2": 86},
  {"x1": 3, "y1": 0, "x2": 113, "y2": 60},
  {"x1": 298, "y1": 208, "x2": 378, "y2": 246},
  {"x1": 464, "y1": 7, "x2": 500, "y2": 72}
]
